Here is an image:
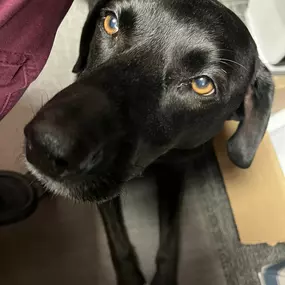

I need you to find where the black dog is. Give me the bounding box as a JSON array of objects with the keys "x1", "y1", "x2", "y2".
[{"x1": 24, "y1": 0, "x2": 274, "y2": 284}]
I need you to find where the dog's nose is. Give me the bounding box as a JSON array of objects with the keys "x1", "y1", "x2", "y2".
[{"x1": 24, "y1": 119, "x2": 76, "y2": 175}]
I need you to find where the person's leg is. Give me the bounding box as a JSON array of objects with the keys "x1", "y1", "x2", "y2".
[{"x1": 0, "y1": 0, "x2": 74, "y2": 225}]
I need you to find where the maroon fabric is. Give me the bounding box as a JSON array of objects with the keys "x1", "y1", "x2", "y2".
[{"x1": 0, "y1": 0, "x2": 74, "y2": 120}]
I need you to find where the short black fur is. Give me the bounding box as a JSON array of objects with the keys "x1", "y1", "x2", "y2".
[{"x1": 24, "y1": 0, "x2": 274, "y2": 284}]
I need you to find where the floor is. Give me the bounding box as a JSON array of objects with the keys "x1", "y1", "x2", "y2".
[
  {"x1": 0, "y1": 166, "x2": 228, "y2": 285},
  {"x1": 268, "y1": 109, "x2": 285, "y2": 175},
  {"x1": 0, "y1": 1, "x2": 285, "y2": 285}
]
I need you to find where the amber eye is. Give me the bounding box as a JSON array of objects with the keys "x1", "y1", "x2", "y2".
[
  {"x1": 191, "y1": 76, "x2": 215, "y2": 96},
  {"x1": 103, "y1": 14, "x2": 119, "y2": 35}
]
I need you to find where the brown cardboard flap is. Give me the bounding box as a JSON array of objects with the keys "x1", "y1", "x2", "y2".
[{"x1": 214, "y1": 121, "x2": 285, "y2": 246}]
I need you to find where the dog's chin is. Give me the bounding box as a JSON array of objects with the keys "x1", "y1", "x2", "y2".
[{"x1": 24, "y1": 159, "x2": 123, "y2": 203}]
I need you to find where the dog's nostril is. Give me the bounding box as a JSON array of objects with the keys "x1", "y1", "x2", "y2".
[{"x1": 53, "y1": 158, "x2": 69, "y2": 170}]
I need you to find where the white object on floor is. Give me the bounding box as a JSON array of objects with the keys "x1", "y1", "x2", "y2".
[
  {"x1": 268, "y1": 109, "x2": 285, "y2": 176},
  {"x1": 245, "y1": 0, "x2": 285, "y2": 75}
]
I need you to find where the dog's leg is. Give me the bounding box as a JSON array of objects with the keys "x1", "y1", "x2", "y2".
[
  {"x1": 98, "y1": 196, "x2": 146, "y2": 285},
  {"x1": 151, "y1": 165, "x2": 184, "y2": 285}
]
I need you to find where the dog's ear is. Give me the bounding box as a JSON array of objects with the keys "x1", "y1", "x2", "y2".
[
  {"x1": 227, "y1": 61, "x2": 274, "y2": 169},
  {"x1": 72, "y1": 2, "x2": 101, "y2": 74}
]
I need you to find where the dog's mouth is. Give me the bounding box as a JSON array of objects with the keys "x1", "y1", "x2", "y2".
[
  {"x1": 24, "y1": 152, "x2": 145, "y2": 203},
  {"x1": 25, "y1": 159, "x2": 122, "y2": 203}
]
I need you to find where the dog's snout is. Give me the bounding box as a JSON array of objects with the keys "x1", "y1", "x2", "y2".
[
  {"x1": 28, "y1": 120, "x2": 73, "y2": 157},
  {"x1": 23, "y1": 79, "x2": 124, "y2": 181},
  {"x1": 24, "y1": 118, "x2": 79, "y2": 176}
]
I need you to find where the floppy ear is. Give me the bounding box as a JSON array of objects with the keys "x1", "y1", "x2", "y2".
[
  {"x1": 227, "y1": 61, "x2": 274, "y2": 169},
  {"x1": 72, "y1": 1, "x2": 102, "y2": 74}
]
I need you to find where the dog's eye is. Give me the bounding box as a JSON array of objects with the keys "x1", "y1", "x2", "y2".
[
  {"x1": 103, "y1": 14, "x2": 119, "y2": 36},
  {"x1": 191, "y1": 76, "x2": 215, "y2": 96}
]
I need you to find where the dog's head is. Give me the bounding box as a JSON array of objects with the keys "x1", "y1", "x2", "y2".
[{"x1": 24, "y1": 0, "x2": 274, "y2": 202}]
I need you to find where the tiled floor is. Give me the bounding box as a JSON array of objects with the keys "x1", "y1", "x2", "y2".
[{"x1": 0, "y1": 174, "x2": 228, "y2": 285}]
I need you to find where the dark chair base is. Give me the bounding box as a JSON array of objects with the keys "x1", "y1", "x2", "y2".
[{"x1": 0, "y1": 171, "x2": 44, "y2": 226}]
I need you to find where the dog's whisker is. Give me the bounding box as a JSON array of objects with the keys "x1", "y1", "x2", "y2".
[
  {"x1": 214, "y1": 59, "x2": 238, "y2": 71},
  {"x1": 209, "y1": 61, "x2": 231, "y2": 74},
  {"x1": 217, "y1": 58, "x2": 248, "y2": 71},
  {"x1": 216, "y1": 48, "x2": 235, "y2": 53},
  {"x1": 16, "y1": 152, "x2": 26, "y2": 164},
  {"x1": 26, "y1": 176, "x2": 40, "y2": 188},
  {"x1": 16, "y1": 154, "x2": 23, "y2": 164}
]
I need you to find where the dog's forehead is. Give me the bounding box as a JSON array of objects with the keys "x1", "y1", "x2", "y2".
[
  {"x1": 84, "y1": 0, "x2": 256, "y2": 83},
  {"x1": 115, "y1": 0, "x2": 224, "y2": 28},
  {"x1": 107, "y1": 0, "x2": 250, "y2": 51}
]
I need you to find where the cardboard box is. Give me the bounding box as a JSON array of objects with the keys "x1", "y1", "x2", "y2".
[
  {"x1": 213, "y1": 75, "x2": 285, "y2": 246},
  {"x1": 214, "y1": 122, "x2": 285, "y2": 246}
]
